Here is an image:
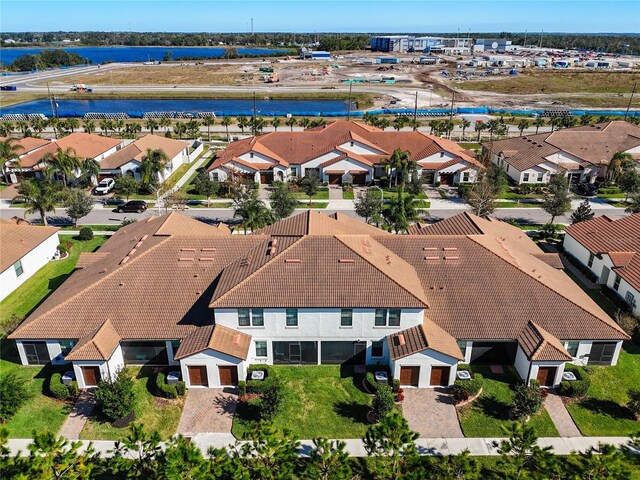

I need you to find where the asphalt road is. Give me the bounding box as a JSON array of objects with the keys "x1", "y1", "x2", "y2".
[{"x1": 0, "y1": 205, "x2": 629, "y2": 227}]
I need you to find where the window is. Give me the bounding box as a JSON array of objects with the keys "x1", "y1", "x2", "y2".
[
  {"x1": 59, "y1": 340, "x2": 75, "y2": 356},
  {"x1": 523, "y1": 173, "x2": 529, "y2": 182},
  {"x1": 375, "y1": 309, "x2": 400, "y2": 327},
  {"x1": 613, "y1": 274, "x2": 621, "y2": 291},
  {"x1": 249, "y1": 152, "x2": 254, "y2": 158},
  {"x1": 171, "y1": 339, "x2": 181, "y2": 352},
  {"x1": 371, "y1": 340, "x2": 384, "y2": 357},
  {"x1": 456, "y1": 340, "x2": 467, "y2": 358},
  {"x1": 211, "y1": 172, "x2": 219, "y2": 182},
  {"x1": 462, "y1": 172, "x2": 470, "y2": 182},
  {"x1": 290, "y1": 167, "x2": 297, "y2": 177},
  {"x1": 286, "y1": 309, "x2": 298, "y2": 327},
  {"x1": 565, "y1": 341, "x2": 579, "y2": 357},
  {"x1": 121, "y1": 341, "x2": 168, "y2": 365},
  {"x1": 341, "y1": 309, "x2": 353, "y2": 327},
  {"x1": 255, "y1": 341, "x2": 267, "y2": 357},
  {"x1": 506, "y1": 165, "x2": 509, "y2": 173},
  {"x1": 588, "y1": 253, "x2": 594, "y2": 268},
  {"x1": 23, "y1": 342, "x2": 49, "y2": 365},
  {"x1": 14, "y1": 260, "x2": 23, "y2": 277},
  {"x1": 251, "y1": 308, "x2": 264, "y2": 326},
  {"x1": 238, "y1": 309, "x2": 250, "y2": 327},
  {"x1": 625, "y1": 291, "x2": 636, "y2": 309},
  {"x1": 537, "y1": 173, "x2": 544, "y2": 182}
]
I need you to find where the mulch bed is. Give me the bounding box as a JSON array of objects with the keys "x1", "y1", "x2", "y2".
[{"x1": 111, "y1": 411, "x2": 136, "y2": 428}]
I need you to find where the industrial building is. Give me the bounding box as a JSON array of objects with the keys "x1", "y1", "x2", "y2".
[{"x1": 370, "y1": 35, "x2": 470, "y2": 54}]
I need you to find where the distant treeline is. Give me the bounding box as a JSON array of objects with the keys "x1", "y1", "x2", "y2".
[
  {"x1": 1, "y1": 31, "x2": 639, "y2": 55},
  {"x1": 6, "y1": 49, "x2": 88, "y2": 71}
]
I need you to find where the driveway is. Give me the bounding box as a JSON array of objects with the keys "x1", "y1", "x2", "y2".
[
  {"x1": 402, "y1": 388, "x2": 464, "y2": 438},
  {"x1": 176, "y1": 388, "x2": 237, "y2": 436}
]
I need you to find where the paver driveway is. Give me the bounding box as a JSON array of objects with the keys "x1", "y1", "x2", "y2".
[
  {"x1": 177, "y1": 389, "x2": 237, "y2": 436},
  {"x1": 402, "y1": 388, "x2": 464, "y2": 438}
]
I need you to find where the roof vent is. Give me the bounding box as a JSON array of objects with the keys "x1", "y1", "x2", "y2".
[
  {"x1": 443, "y1": 247, "x2": 458, "y2": 251},
  {"x1": 424, "y1": 256, "x2": 439, "y2": 260},
  {"x1": 199, "y1": 257, "x2": 215, "y2": 261},
  {"x1": 339, "y1": 258, "x2": 355, "y2": 263},
  {"x1": 271, "y1": 238, "x2": 278, "y2": 246},
  {"x1": 269, "y1": 246, "x2": 277, "y2": 255},
  {"x1": 194, "y1": 274, "x2": 199, "y2": 278},
  {"x1": 423, "y1": 247, "x2": 438, "y2": 251},
  {"x1": 444, "y1": 256, "x2": 460, "y2": 260},
  {"x1": 285, "y1": 258, "x2": 302, "y2": 263},
  {"x1": 179, "y1": 257, "x2": 194, "y2": 262},
  {"x1": 397, "y1": 334, "x2": 406, "y2": 346},
  {"x1": 201, "y1": 247, "x2": 216, "y2": 252},
  {"x1": 135, "y1": 241, "x2": 143, "y2": 248},
  {"x1": 142, "y1": 235, "x2": 149, "y2": 240},
  {"x1": 181, "y1": 248, "x2": 196, "y2": 252},
  {"x1": 119, "y1": 282, "x2": 124, "y2": 287},
  {"x1": 121, "y1": 256, "x2": 130, "y2": 264},
  {"x1": 196, "y1": 291, "x2": 201, "y2": 295}
]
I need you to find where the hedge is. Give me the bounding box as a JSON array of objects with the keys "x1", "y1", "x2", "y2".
[
  {"x1": 78, "y1": 227, "x2": 94, "y2": 241},
  {"x1": 0, "y1": 375, "x2": 30, "y2": 422},
  {"x1": 49, "y1": 373, "x2": 71, "y2": 400},
  {"x1": 155, "y1": 372, "x2": 185, "y2": 399},
  {"x1": 452, "y1": 373, "x2": 483, "y2": 402},
  {"x1": 556, "y1": 365, "x2": 591, "y2": 398}
]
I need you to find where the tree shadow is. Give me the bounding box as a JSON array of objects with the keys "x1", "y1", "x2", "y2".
[
  {"x1": 578, "y1": 398, "x2": 636, "y2": 421},
  {"x1": 213, "y1": 393, "x2": 237, "y2": 415},
  {"x1": 474, "y1": 395, "x2": 511, "y2": 421},
  {"x1": 333, "y1": 400, "x2": 370, "y2": 424}
]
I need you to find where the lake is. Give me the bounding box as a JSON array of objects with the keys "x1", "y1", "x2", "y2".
[
  {"x1": 0, "y1": 98, "x2": 353, "y2": 118},
  {"x1": 0, "y1": 46, "x2": 291, "y2": 65}
]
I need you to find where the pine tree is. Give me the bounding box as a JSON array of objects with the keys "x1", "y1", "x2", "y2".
[{"x1": 571, "y1": 199, "x2": 595, "y2": 224}]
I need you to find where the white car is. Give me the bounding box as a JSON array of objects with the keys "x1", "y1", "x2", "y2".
[{"x1": 94, "y1": 178, "x2": 115, "y2": 195}]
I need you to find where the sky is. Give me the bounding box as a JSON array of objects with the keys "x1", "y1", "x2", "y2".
[{"x1": 1, "y1": 0, "x2": 639, "y2": 33}]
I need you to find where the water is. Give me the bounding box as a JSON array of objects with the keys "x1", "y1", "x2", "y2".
[
  {"x1": 0, "y1": 98, "x2": 353, "y2": 118},
  {"x1": 0, "y1": 46, "x2": 290, "y2": 65}
]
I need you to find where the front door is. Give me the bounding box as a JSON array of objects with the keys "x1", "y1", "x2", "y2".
[
  {"x1": 259, "y1": 172, "x2": 273, "y2": 184},
  {"x1": 82, "y1": 366, "x2": 101, "y2": 387},
  {"x1": 439, "y1": 173, "x2": 454, "y2": 185},
  {"x1": 328, "y1": 174, "x2": 342, "y2": 185},
  {"x1": 430, "y1": 366, "x2": 450, "y2": 386},
  {"x1": 589, "y1": 342, "x2": 617, "y2": 365},
  {"x1": 536, "y1": 367, "x2": 557, "y2": 387},
  {"x1": 218, "y1": 366, "x2": 238, "y2": 386},
  {"x1": 352, "y1": 174, "x2": 367, "y2": 185},
  {"x1": 400, "y1": 366, "x2": 420, "y2": 387},
  {"x1": 188, "y1": 366, "x2": 208, "y2": 387}
]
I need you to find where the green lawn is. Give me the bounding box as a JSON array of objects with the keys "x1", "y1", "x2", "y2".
[
  {"x1": 566, "y1": 343, "x2": 640, "y2": 436},
  {"x1": 59, "y1": 224, "x2": 121, "y2": 231},
  {"x1": 297, "y1": 202, "x2": 329, "y2": 209},
  {"x1": 0, "y1": 236, "x2": 108, "y2": 327},
  {"x1": 0, "y1": 340, "x2": 71, "y2": 438},
  {"x1": 293, "y1": 188, "x2": 330, "y2": 200},
  {"x1": 458, "y1": 365, "x2": 559, "y2": 437},
  {"x1": 232, "y1": 365, "x2": 372, "y2": 439},
  {"x1": 79, "y1": 367, "x2": 184, "y2": 441},
  {"x1": 162, "y1": 163, "x2": 191, "y2": 191},
  {"x1": 343, "y1": 189, "x2": 355, "y2": 200},
  {"x1": 495, "y1": 201, "x2": 544, "y2": 208}
]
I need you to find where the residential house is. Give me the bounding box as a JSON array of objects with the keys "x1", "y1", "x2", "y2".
[
  {"x1": 209, "y1": 120, "x2": 481, "y2": 186},
  {"x1": 563, "y1": 214, "x2": 640, "y2": 317},
  {"x1": 485, "y1": 121, "x2": 640, "y2": 185},
  {"x1": 99, "y1": 134, "x2": 190, "y2": 182},
  {"x1": 9, "y1": 133, "x2": 123, "y2": 183},
  {"x1": 0, "y1": 218, "x2": 60, "y2": 301},
  {"x1": 9, "y1": 211, "x2": 627, "y2": 389},
  {"x1": 1, "y1": 136, "x2": 51, "y2": 183}
]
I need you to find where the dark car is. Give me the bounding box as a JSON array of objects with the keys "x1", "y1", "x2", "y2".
[
  {"x1": 574, "y1": 183, "x2": 598, "y2": 197},
  {"x1": 116, "y1": 200, "x2": 148, "y2": 213}
]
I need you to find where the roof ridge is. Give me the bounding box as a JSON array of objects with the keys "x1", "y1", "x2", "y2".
[
  {"x1": 468, "y1": 235, "x2": 627, "y2": 338},
  {"x1": 528, "y1": 321, "x2": 571, "y2": 361},
  {"x1": 335, "y1": 235, "x2": 429, "y2": 308},
  {"x1": 209, "y1": 237, "x2": 302, "y2": 307}
]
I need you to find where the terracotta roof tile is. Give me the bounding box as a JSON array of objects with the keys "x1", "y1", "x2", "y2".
[
  {"x1": 65, "y1": 319, "x2": 120, "y2": 361},
  {"x1": 175, "y1": 324, "x2": 251, "y2": 360},
  {"x1": 18, "y1": 133, "x2": 122, "y2": 169},
  {"x1": 388, "y1": 317, "x2": 463, "y2": 360},
  {"x1": 517, "y1": 321, "x2": 572, "y2": 362},
  {"x1": 0, "y1": 222, "x2": 59, "y2": 272}
]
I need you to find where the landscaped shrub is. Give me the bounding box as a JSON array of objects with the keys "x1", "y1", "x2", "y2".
[
  {"x1": 556, "y1": 365, "x2": 591, "y2": 398},
  {"x1": 452, "y1": 374, "x2": 483, "y2": 402},
  {"x1": 49, "y1": 373, "x2": 70, "y2": 400},
  {"x1": 78, "y1": 227, "x2": 94, "y2": 241},
  {"x1": 155, "y1": 372, "x2": 177, "y2": 399},
  {"x1": 627, "y1": 389, "x2": 640, "y2": 419},
  {"x1": 95, "y1": 369, "x2": 135, "y2": 421},
  {"x1": 0, "y1": 374, "x2": 30, "y2": 422},
  {"x1": 616, "y1": 312, "x2": 640, "y2": 343},
  {"x1": 238, "y1": 380, "x2": 247, "y2": 396},
  {"x1": 260, "y1": 382, "x2": 284, "y2": 421},
  {"x1": 57, "y1": 244, "x2": 68, "y2": 255},
  {"x1": 510, "y1": 380, "x2": 544, "y2": 420},
  {"x1": 175, "y1": 381, "x2": 186, "y2": 396},
  {"x1": 392, "y1": 379, "x2": 401, "y2": 393},
  {"x1": 370, "y1": 384, "x2": 395, "y2": 422},
  {"x1": 243, "y1": 367, "x2": 284, "y2": 421},
  {"x1": 68, "y1": 381, "x2": 79, "y2": 397}
]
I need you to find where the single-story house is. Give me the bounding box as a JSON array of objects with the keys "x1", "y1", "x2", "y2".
[
  {"x1": 0, "y1": 218, "x2": 60, "y2": 302},
  {"x1": 563, "y1": 213, "x2": 640, "y2": 317}
]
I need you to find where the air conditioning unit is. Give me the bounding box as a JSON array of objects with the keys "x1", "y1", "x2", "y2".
[{"x1": 456, "y1": 370, "x2": 472, "y2": 381}]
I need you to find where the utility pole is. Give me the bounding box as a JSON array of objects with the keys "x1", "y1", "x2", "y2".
[
  {"x1": 539, "y1": 30, "x2": 544, "y2": 49},
  {"x1": 251, "y1": 18, "x2": 254, "y2": 35},
  {"x1": 523, "y1": 30, "x2": 528, "y2": 48},
  {"x1": 624, "y1": 82, "x2": 637, "y2": 120},
  {"x1": 347, "y1": 81, "x2": 353, "y2": 121},
  {"x1": 448, "y1": 91, "x2": 456, "y2": 139},
  {"x1": 413, "y1": 90, "x2": 418, "y2": 130}
]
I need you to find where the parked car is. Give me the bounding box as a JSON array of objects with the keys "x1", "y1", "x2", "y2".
[
  {"x1": 94, "y1": 178, "x2": 115, "y2": 195},
  {"x1": 117, "y1": 200, "x2": 147, "y2": 213},
  {"x1": 573, "y1": 183, "x2": 598, "y2": 197}
]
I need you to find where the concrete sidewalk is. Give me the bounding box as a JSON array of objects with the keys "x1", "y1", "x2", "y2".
[{"x1": 7, "y1": 435, "x2": 635, "y2": 458}]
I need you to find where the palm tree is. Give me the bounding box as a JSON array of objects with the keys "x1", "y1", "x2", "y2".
[
  {"x1": 384, "y1": 191, "x2": 420, "y2": 233},
  {"x1": 0, "y1": 138, "x2": 21, "y2": 184},
  {"x1": 83, "y1": 120, "x2": 96, "y2": 134},
  {"x1": 201, "y1": 115, "x2": 216, "y2": 140},
  {"x1": 285, "y1": 116, "x2": 297, "y2": 132},
  {"x1": 99, "y1": 119, "x2": 111, "y2": 136},
  {"x1": 298, "y1": 117, "x2": 310, "y2": 130},
  {"x1": 428, "y1": 119, "x2": 441, "y2": 135},
  {"x1": 580, "y1": 114, "x2": 593, "y2": 126},
  {"x1": 517, "y1": 119, "x2": 530, "y2": 136},
  {"x1": 185, "y1": 120, "x2": 200, "y2": 139},
  {"x1": 140, "y1": 148, "x2": 169, "y2": 188},
  {"x1": 236, "y1": 116, "x2": 249, "y2": 134},
  {"x1": 220, "y1": 116, "x2": 232, "y2": 141},
  {"x1": 16, "y1": 120, "x2": 29, "y2": 137},
  {"x1": 270, "y1": 117, "x2": 281, "y2": 132},
  {"x1": 461, "y1": 118, "x2": 471, "y2": 140},
  {"x1": 66, "y1": 117, "x2": 80, "y2": 133},
  {"x1": 173, "y1": 122, "x2": 187, "y2": 139},
  {"x1": 43, "y1": 147, "x2": 81, "y2": 186},
  {"x1": 533, "y1": 117, "x2": 545, "y2": 134},
  {"x1": 81, "y1": 157, "x2": 100, "y2": 185},
  {"x1": 393, "y1": 116, "x2": 407, "y2": 131},
  {"x1": 30, "y1": 118, "x2": 46, "y2": 137},
  {"x1": 488, "y1": 119, "x2": 502, "y2": 141},
  {"x1": 17, "y1": 179, "x2": 58, "y2": 226},
  {"x1": 234, "y1": 197, "x2": 273, "y2": 233},
  {"x1": 384, "y1": 148, "x2": 413, "y2": 187},
  {"x1": 125, "y1": 122, "x2": 142, "y2": 137},
  {"x1": 250, "y1": 116, "x2": 266, "y2": 136},
  {"x1": 475, "y1": 121, "x2": 487, "y2": 141},
  {"x1": 608, "y1": 151, "x2": 634, "y2": 184},
  {"x1": 145, "y1": 118, "x2": 159, "y2": 135},
  {"x1": 0, "y1": 121, "x2": 14, "y2": 137},
  {"x1": 113, "y1": 119, "x2": 125, "y2": 137},
  {"x1": 377, "y1": 117, "x2": 390, "y2": 131},
  {"x1": 159, "y1": 117, "x2": 172, "y2": 132}
]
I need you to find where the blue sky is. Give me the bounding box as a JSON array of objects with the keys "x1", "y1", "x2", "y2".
[{"x1": 2, "y1": 0, "x2": 639, "y2": 33}]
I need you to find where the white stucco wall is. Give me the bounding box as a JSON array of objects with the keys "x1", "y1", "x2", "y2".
[
  {"x1": 72, "y1": 345, "x2": 123, "y2": 389},
  {"x1": 180, "y1": 349, "x2": 245, "y2": 388},
  {"x1": 391, "y1": 349, "x2": 458, "y2": 388},
  {"x1": 562, "y1": 234, "x2": 593, "y2": 270},
  {"x1": 0, "y1": 232, "x2": 60, "y2": 301},
  {"x1": 338, "y1": 140, "x2": 385, "y2": 156},
  {"x1": 514, "y1": 345, "x2": 565, "y2": 386},
  {"x1": 160, "y1": 148, "x2": 189, "y2": 182},
  {"x1": 605, "y1": 272, "x2": 640, "y2": 316},
  {"x1": 529, "y1": 361, "x2": 565, "y2": 387},
  {"x1": 321, "y1": 158, "x2": 373, "y2": 183}
]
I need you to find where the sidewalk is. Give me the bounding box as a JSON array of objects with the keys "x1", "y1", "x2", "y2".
[
  {"x1": 545, "y1": 392, "x2": 582, "y2": 437},
  {"x1": 57, "y1": 391, "x2": 96, "y2": 440}
]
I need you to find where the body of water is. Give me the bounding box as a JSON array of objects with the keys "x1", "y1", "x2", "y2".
[
  {"x1": 0, "y1": 98, "x2": 353, "y2": 117},
  {"x1": 0, "y1": 46, "x2": 290, "y2": 65}
]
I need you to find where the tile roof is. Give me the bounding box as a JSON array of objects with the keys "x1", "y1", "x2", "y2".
[
  {"x1": 254, "y1": 209, "x2": 389, "y2": 236},
  {"x1": 517, "y1": 321, "x2": 572, "y2": 362},
  {"x1": 387, "y1": 317, "x2": 463, "y2": 360},
  {"x1": 174, "y1": 324, "x2": 251, "y2": 360},
  {"x1": 565, "y1": 214, "x2": 640, "y2": 291},
  {"x1": 0, "y1": 221, "x2": 59, "y2": 272},
  {"x1": 532, "y1": 253, "x2": 564, "y2": 269},
  {"x1": 65, "y1": 319, "x2": 120, "y2": 361},
  {"x1": 0, "y1": 136, "x2": 50, "y2": 157},
  {"x1": 408, "y1": 212, "x2": 484, "y2": 235},
  {"x1": 100, "y1": 135, "x2": 189, "y2": 170},
  {"x1": 17, "y1": 133, "x2": 122, "y2": 168}
]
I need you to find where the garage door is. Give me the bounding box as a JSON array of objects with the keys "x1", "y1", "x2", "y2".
[
  {"x1": 328, "y1": 174, "x2": 342, "y2": 185},
  {"x1": 430, "y1": 366, "x2": 450, "y2": 387},
  {"x1": 352, "y1": 174, "x2": 367, "y2": 185},
  {"x1": 400, "y1": 366, "x2": 420, "y2": 387},
  {"x1": 188, "y1": 366, "x2": 208, "y2": 387},
  {"x1": 259, "y1": 172, "x2": 273, "y2": 184},
  {"x1": 218, "y1": 366, "x2": 238, "y2": 386}
]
